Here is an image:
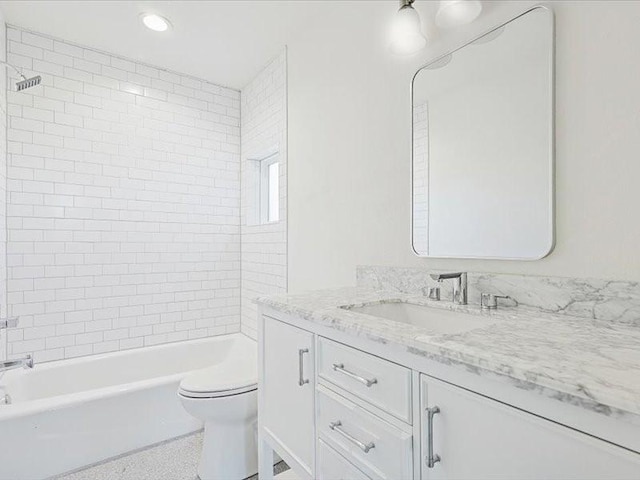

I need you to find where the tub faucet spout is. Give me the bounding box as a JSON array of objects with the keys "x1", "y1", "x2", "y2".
[{"x1": 0, "y1": 355, "x2": 33, "y2": 373}]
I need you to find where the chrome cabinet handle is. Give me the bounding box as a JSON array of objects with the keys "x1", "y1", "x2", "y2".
[
  {"x1": 426, "y1": 406, "x2": 441, "y2": 468},
  {"x1": 332, "y1": 363, "x2": 377, "y2": 387},
  {"x1": 329, "y1": 421, "x2": 375, "y2": 453},
  {"x1": 298, "y1": 348, "x2": 309, "y2": 386}
]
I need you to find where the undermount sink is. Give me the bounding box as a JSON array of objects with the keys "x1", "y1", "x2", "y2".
[{"x1": 344, "y1": 302, "x2": 499, "y2": 335}]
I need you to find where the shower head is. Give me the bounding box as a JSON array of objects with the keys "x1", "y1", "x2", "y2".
[
  {"x1": 0, "y1": 61, "x2": 42, "y2": 92},
  {"x1": 16, "y1": 75, "x2": 41, "y2": 92}
]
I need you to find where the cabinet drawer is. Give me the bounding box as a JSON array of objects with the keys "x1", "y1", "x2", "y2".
[
  {"x1": 318, "y1": 439, "x2": 372, "y2": 480},
  {"x1": 317, "y1": 385, "x2": 413, "y2": 480},
  {"x1": 317, "y1": 337, "x2": 412, "y2": 423}
]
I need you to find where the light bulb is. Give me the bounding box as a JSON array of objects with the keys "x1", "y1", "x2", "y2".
[
  {"x1": 141, "y1": 13, "x2": 171, "y2": 32},
  {"x1": 390, "y1": 4, "x2": 427, "y2": 56},
  {"x1": 436, "y1": 0, "x2": 482, "y2": 29}
]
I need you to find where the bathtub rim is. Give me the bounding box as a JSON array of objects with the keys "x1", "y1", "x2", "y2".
[{"x1": 0, "y1": 333, "x2": 256, "y2": 420}]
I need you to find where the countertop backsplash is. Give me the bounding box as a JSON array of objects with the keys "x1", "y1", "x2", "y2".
[{"x1": 357, "y1": 266, "x2": 640, "y2": 327}]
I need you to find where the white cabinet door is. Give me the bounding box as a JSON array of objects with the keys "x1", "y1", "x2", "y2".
[
  {"x1": 262, "y1": 316, "x2": 315, "y2": 477},
  {"x1": 421, "y1": 375, "x2": 640, "y2": 480}
]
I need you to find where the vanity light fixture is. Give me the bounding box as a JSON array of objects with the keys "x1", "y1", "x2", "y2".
[
  {"x1": 141, "y1": 13, "x2": 172, "y2": 32},
  {"x1": 390, "y1": 0, "x2": 427, "y2": 56},
  {"x1": 436, "y1": 0, "x2": 483, "y2": 29}
]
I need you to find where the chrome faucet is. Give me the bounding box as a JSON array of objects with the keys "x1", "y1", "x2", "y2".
[
  {"x1": 0, "y1": 317, "x2": 31, "y2": 374},
  {"x1": 430, "y1": 272, "x2": 468, "y2": 305},
  {"x1": 0, "y1": 355, "x2": 33, "y2": 373}
]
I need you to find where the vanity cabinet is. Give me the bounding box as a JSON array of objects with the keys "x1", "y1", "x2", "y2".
[
  {"x1": 261, "y1": 316, "x2": 315, "y2": 477},
  {"x1": 420, "y1": 376, "x2": 640, "y2": 480},
  {"x1": 258, "y1": 310, "x2": 640, "y2": 480}
]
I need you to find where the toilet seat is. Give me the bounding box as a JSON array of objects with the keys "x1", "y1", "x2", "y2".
[
  {"x1": 178, "y1": 362, "x2": 257, "y2": 399},
  {"x1": 179, "y1": 384, "x2": 257, "y2": 399}
]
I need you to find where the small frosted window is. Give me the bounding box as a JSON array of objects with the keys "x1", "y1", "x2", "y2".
[
  {"x1": 247, "y1": 152, "x2": 279, "y2": 226},
  {"x1": 247, "y1": 153, "x2": 278, "y2": 225}
]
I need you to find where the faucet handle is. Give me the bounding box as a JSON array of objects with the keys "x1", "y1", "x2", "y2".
[
  {"x1": 427, "y1": 287, "x2": 441, "y2": 301},
  {"x1": 0, "y1": 317, "x2": 19, "y2": 329},
  {"x1": 481, "y1": 293, "x2": 515, "y2": 310}
]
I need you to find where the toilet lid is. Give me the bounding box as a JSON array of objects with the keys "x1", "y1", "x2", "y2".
[{"x1": 179, "y1": 360, "x2": 257, "y2": 398}]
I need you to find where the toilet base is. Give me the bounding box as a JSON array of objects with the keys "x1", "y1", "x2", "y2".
[{"x1": 198, "y1": 418, "x2": 258, "y2": 480}]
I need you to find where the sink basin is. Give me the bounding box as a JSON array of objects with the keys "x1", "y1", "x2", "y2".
[{"x1": 345, "y1": 302, "x2": 498, "y2": 335}]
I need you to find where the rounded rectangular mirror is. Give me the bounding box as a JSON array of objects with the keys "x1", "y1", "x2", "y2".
[{"x1": 411, "y1": 6, "x2": 554, "y2": 260}]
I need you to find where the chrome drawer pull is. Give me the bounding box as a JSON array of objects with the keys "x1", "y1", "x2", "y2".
[
  {"x1": 332, "y1": 363, "x2": 377, "y2": 387},
  {"x1": 426, "y1": 406, "x2": 441, "y2": 468},
  {"x1": 329, "y1": 421, "x2": 375, "y2": 453},
  {"x1": 298, "y1": 348, "x2": 309, "y2": 386}
]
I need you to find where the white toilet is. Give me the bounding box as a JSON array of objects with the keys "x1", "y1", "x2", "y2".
[{"x1": 178, "y1": 350, "x2": 258, "y2": 480}]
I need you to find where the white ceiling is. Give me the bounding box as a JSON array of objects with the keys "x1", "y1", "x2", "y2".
[{"x1": 0, "y1": 0, "x2": 324, "y2": 89}]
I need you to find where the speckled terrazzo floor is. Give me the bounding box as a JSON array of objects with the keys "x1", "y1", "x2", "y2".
[{"x1": 55, "y1": 431, "x2": 290, "y2": 480}]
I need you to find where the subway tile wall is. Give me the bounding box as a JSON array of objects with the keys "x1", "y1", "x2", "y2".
[
  {"x1": 0, "y1": 16, "x2": 7, "y2": 360},
  {"x1": 5, "y1": 27, "x2": 242, "y2": 362},
  {"x1": 240, "y1": 52, "x2": 287, "y2": 339}
]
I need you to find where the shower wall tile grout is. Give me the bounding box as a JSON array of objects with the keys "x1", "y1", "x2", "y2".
[
  {"x1": 5, "y1": 27, "x2": 241, "y2": 362},
  {"x1": 0, "y1": 14, "x2": 8, "y2": 361}
]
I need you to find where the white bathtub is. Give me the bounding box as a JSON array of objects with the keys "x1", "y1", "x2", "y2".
[{"x1": 0, "y1": 333, "x2": 256, "y2": 480}]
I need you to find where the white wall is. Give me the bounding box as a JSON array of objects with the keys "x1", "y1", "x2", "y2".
[
  {"x1": 287, "y1": 1, "x2": 640, "y2": 291},
  {"x1": 5, "y1": 27, "x2": 241, "y2": 362},
  {"x1": 240, "y1": 52, "x2": 287, "y2": 339}
]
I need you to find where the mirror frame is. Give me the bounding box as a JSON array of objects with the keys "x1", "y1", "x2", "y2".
[{"x1": 410, "y1": 5, "x2": 555, "y2": 260}]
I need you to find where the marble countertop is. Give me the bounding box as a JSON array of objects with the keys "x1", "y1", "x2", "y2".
[{"x1": 257, "y1": 287, "x2": 640, "y2": 422}]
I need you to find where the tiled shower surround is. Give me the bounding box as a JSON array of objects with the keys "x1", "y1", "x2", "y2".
[
  {"x1": 0, "y1": 16, "x2": 8, "y2": 361},
  {"x1": 5, "y1": 27, "x2": 243, "y2": 362},
  {"x1": 240, "y1": 52, "x2": 287, "y2": 340}
]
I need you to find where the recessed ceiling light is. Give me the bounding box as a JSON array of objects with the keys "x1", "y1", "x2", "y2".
[{"x1": 141, "y1": 13, "x2": 171, "y2": 32}]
